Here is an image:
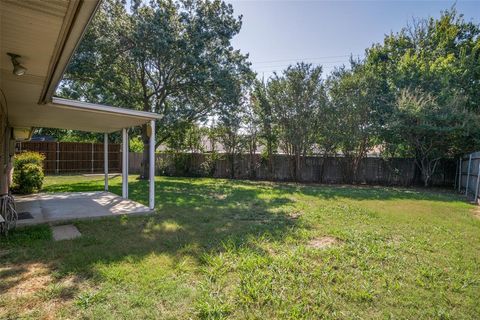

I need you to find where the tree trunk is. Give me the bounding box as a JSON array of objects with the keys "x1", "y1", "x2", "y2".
[
  {"x1": 319, "y1": 152, "x2": 327, "y2": 183},
  {"x1": 140, "y1": 124, "x2": 149, "y2": 180},
  {"x1": 230, "y1": 153, "x2": 235, "y2": 179},
  {"x1": 267, "y1": 141, "x2": 273, "y2": 180},
  {"x1": 295, "y1": 150, "x2": 301, "y2": 182},
  {"x1": 249, "y1": 147, "x2": 256, "y2": 179}
]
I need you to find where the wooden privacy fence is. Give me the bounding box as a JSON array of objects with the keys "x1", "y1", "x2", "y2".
[
  {"x1": 16, "y1": 141, "x2": 121, "y2": 174},
  {"x1": 457, "y1": 151, "x2": 480, "y2": 203},
  {"x1": 129, "y1": 152, "x2": 455, "y2": 186}
]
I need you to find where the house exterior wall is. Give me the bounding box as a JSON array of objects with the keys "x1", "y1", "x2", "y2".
[{"x1": 0, "y1": 105, "x2": 13, "y2": 195}]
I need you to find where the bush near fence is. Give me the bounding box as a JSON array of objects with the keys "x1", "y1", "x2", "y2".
[{"x1": 129, "y1": 152, "x2": 456, "y2": 187}]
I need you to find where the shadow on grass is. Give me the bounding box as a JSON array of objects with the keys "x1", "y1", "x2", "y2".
[
  {"x1": 42, "y1": 175, "x2": 461, "y2": 204},
  {"x1": 1, "y1": 175, "x2": 466, "y2": 318},
  {"x1": 2, "y1": 177, "x2": 300, "y2": 303}
]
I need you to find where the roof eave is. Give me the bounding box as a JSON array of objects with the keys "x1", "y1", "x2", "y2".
[
  {"x1": 39, "y1": 0, "x2": 102, "y2": 104},
  {"x1": 51, "y1": 97, "x2": 162, "y2": 120}
]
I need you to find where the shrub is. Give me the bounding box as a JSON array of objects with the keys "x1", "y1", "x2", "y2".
[
  {"x1": 198, "y1": 152, "x2": 221, "y2": 176},
  {"x1": 12, "y1": 151, "x2": 45, "y2": 194},
  {"x1": 129, "y1": 136, "x2": 144, "y2": 152}
]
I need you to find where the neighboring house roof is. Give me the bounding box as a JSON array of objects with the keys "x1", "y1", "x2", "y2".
[
  {"x1": 0, "y1": 0, "x2": 159, "y2": 134},
  {"x1": 30, "y1": 135, "x2": 57, "y2": 142}
]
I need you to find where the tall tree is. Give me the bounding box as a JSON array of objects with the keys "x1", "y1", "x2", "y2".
[
  {"x1": 59, "y1": 0, "x2": 252, "y2": 178},
  {"x1": 251, "y1": 80, "x2": 277, "y2": 179},
  {"x1": 393, "y1": 89, "x2": 461, "y2": 186},
  {"x1": 268, "y1": 63, "x2": 327, "y2": 181},
  {"x1": 328, "y1": 62, "x2": 389, "y2": 183},
  {"x1": 365, "y1": 7, "x2": 480, "y2": 182},
  {"x1": 216, "y1": 105, "x2": 245, "y2": 179},
  {"x1": 241, "y1": 95, "x2": 263, "y2": 179}
]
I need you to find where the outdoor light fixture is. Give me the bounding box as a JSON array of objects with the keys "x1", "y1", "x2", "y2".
[
  {"x1": 7, "y1": 53, "x2": 27, "y2": 76},
  {"x1": 12, "y1": 127, "x2": 33, "y2": 141}
]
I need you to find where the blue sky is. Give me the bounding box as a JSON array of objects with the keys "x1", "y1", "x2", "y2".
[{"x1": 227, "y1": 1, "x2": 480, "y2": 78}]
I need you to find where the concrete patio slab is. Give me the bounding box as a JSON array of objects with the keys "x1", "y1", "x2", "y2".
[
  {"x1": 15, "y1": 191, "x2": 152, "y2": 226},
  {"x1": 52, "y1": 224, "x2": 82, "y2": 241}
]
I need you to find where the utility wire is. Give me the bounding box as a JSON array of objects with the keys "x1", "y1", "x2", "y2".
[
  {"x1": 254, "y1": 64, "x2": 344, "y2": 72},
  {"x1": 252, "y1": 54, "x2": 362, "y2": 64},
  {"x1": 253, "y1": 60, "x2": 350, "y2": 70}
]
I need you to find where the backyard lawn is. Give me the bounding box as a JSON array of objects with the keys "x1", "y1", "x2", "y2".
[{"x1": 1, "y1": 175, "x2": 480, "y2": 319}]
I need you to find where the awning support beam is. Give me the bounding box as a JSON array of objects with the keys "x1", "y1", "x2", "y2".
[
  {"x1": 104, "y1": 133, "x2": 108, "y2": 191},
  {"x1": 149, "y1": 120, "x2": 155, "y2": 210},
  {"x1": 122, "y1": 128, "x2": 128, "y2": 199}
]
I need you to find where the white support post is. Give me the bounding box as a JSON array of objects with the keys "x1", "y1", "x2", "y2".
[
  {"x1": 56, "y1": 142, "x2": 59, "y2": 174},
  {"x1": 466, "y1": 154, "x2": 472, "y2": 196},
  {"x1": 91, "y1": 142, "x2": 94, "y2": 173},
  {"x1": 122, "y1": 128, "x2": 129, "y2": 199},
  {"x1": 104, "y1": 133, "x2": 108, "y2": 192},
  {"x1": 149, "y1": 120, "x2": 155, "y2": 210},
  {"x1": 475, "y1": 163, "x2": 480, "y2": 203}
]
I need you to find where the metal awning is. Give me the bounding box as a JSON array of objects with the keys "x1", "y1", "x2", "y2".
[
  {"x1": 0, "y1": 0, "x2": 158, "y2": 210},
  {"x1": 7, "y1": 97, "x2": 161, "y2": 133},
  {"x1": 0, "y1": 0, "x2": 161, "y2": 133}
]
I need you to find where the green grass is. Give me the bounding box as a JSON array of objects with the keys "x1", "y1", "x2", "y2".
[{"x1": 1, "y1": 175, "x2": 480, "y2": 319}]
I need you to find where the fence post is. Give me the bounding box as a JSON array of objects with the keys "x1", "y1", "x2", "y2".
[
  {"x1": 466, "y1": 154, "x2": 472, "y2": 196},
  {"x1": 56, "y1": 142, "x2": 59, "y2": 174},
  {"x1": 475, "y1": 162, "x2": 480, "y2": 204},
  {"x1": 458, "y1": 158, "x2": 462, "y2": 192},
  {"x1": 454, "y1": 158, "x2": 458, "y2": 191},
  {"x1": 91, "y1": 142, "x2": 94, "y2": 173}
]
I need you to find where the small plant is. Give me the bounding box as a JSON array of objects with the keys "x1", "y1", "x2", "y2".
[
  {"x1": 198, "y1": 152, "x2": 221, "y2": 176},
  {"x1": 76, "y1": 291, "x2": 105, "y2": 309},
  {"x1": 12, "y1": 151, "x2": 45, "y2": 194}
]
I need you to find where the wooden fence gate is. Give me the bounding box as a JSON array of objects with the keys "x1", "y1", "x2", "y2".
[
  {"x1": 457, "y1": 151, "x2": 480, "y2": 203},
  {"x1": 16, "y1": 141, "x2": 121, "y2": 174}
]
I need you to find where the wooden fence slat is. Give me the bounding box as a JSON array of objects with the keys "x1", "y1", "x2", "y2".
[
  {"x1": 16, "y1": 141, "x2": 121, "y2": 174},
  {"x1": 128, "y1": 152, "x2": 456, "y2": 187}
]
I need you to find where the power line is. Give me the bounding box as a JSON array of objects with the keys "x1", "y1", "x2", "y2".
[
  {"x1": 252, "y1": 54, "x2": 362, "y2": 64},
  {"x1": 253, "y1": 60, "x2": 350, "y2": 70},
  {"x1": 254, "y1": 64, "x2": 344, "y2": 72}
]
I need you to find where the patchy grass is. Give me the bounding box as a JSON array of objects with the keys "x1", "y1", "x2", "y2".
[{"x1": 1, "y1": 175, "x2": 480, "y2": 319}]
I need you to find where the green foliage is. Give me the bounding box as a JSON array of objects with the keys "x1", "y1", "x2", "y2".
[
  {"x1": 361, "y1": 8, "x2": 480, "y2": 182},
  {"x1": 59, "y1": 0, "x2": 253, "y2": 178},
  {"x1": 164, "y1": 123, "x2": 205, "y2": 153},
  {"x1": 33, "y1": 128, "x2": 112, "y2": 143},
  {"x1": 327, "y1": 62, "x2": 390, "y2": 181},
  {"x1": 199, "y1": 152, "x2": 221, "y2": 176},
  {"x1": 53, "y1": 2, "x2": 479, "y2": 187},
  {"x1": 12, "y1": 152, "x2": 45, "y2": 194},
  {"x1": 129, "y1": 136, "x2": 144, "y2": 152},
  {"x1": 266, "y1": 63, "x2": 327, "y2": 180}
]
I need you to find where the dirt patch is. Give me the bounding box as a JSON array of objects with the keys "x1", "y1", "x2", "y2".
[
  {"x1": 308, "y1": 236, "x2": 342, "y2": 249},
  {"x1": 3, "y1": 262, "x2": 52, "y2": 297},
  {"x1": 288, "y1": 211, "x2": 302, "y2": 220},
  {"x1": 472, "y1": 207, "x2": 480, "y2": 219},
  {"x1": 1, "y1": 262, "x2": 85, "y2": 319},
  {"x1": 212, "y1": 193, "x2": 227, "y2": 200}
]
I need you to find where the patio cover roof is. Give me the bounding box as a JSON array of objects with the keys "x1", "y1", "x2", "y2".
[
  {"x1": 7, "y1": 96, "x2": 162, "y2": 133},
  {"x1": 0, "y1": 0, "x2": 159, "y2": 133}
]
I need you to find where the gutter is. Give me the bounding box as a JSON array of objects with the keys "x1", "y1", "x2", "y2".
[{"x1": 51, "y1": 97, "x2": 163, "y2": 120}]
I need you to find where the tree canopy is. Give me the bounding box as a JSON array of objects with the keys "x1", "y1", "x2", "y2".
[{"x1": 50, "y1": 4, "x2": 480, "y2": 185}]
